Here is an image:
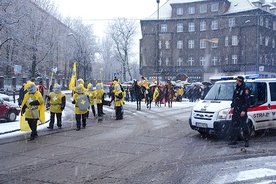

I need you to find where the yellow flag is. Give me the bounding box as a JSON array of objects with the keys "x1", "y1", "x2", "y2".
[
  {"x1": 69, "y1": 62, "x2": 77, "y2": 90},
  {"x1": 73, "y1": 62, "x2": 76, "y2": 73},
  {"x1": 69, "y1": 75, "x2": 76, "y2": 90}
]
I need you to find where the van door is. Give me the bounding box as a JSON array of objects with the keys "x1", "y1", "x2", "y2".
[
  {"x1": 268, "y1": 82, "x2": 276, "y2": 128},
  {"x1": 247, "y1": 82, "x2": 271, "y2": 130}
]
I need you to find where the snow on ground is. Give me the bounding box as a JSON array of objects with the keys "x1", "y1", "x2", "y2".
[{"x1": 0, "y1": 96, "x2": 194, "y2": 139}]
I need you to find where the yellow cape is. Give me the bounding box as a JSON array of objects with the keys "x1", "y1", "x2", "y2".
[{"x1": 20, "y1": 91, "x2": 45, "y2": 132}]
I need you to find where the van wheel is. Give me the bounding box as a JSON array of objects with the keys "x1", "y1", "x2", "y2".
[{"x1": 7, "y1": 111, "x2": 17, "y2": 122}]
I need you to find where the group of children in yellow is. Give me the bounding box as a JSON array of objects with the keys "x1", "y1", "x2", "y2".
[{"x1": 20, "y1": 78, "x2": 125, "y2": 141}]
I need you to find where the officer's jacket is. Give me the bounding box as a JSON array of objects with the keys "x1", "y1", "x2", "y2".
[{"x1": 231, "y1": 83, "x2": 250, "y2": 114}]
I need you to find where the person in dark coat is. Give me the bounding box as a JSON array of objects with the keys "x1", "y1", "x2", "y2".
[
  {"x1": 18, "y1": 83, "x2": 26, "y2": 107},
  {"x1": 201, "y1": 84, "x2": 210, "y2": 100},
  {"x1": 228, "y1": 76, "x2": 251, "y2": 147}
]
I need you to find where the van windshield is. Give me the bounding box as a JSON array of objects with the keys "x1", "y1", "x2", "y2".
[{"x1": 204, "y1": 82, "x2": 235, "y2": 100}]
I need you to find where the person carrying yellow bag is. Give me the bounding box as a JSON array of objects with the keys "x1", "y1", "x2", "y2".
[{"x1": 21, "y1": 82, "x2": 45, "y2": 141}]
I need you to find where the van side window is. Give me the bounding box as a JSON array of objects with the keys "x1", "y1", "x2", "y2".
[
  {"x1": 269, "y1": 82, "x2": 276, "y2": 101},
  {"x1": 256, "y1": 82, "x2": 267, "y2": 105},
  {"x1": 248, "y1": 82, "x2": 267, "y2": 107}
]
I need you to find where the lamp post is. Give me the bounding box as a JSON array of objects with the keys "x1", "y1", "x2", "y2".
[
  {"x1": 256, "y1": 13, "x2": 259, "y2": 74},
  {"x1": 156, "y1": 0, "x2": 160, "y2": 83},
  {"x1": 243, "y1": 20, "x2": 250, "y2": 75}
]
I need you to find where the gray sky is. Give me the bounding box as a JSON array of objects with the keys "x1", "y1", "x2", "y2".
[{"x1": 55, "y1": 0, "x2": 160, "y2": 37}]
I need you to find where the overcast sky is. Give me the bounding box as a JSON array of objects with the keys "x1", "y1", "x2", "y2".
[{"x1": 55, "y1": 0, "x2": 160, "y2": 37}]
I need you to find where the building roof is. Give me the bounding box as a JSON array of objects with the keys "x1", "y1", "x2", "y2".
[{"x1": 143, "y1": 0, "x2": 275, "y2": 20}]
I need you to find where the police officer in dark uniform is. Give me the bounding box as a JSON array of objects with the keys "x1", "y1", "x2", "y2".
[{"x1": 228, "y1": 76, "x2": 251, "y2": 147}]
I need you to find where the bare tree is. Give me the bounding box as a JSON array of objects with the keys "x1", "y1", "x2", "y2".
[
  {"x1": 100, "y1": 35, "x2": 120, "y2": 83},
  {"x1": 106, "y1": 18, "x2": 138, "y2": 82},
  {"x1": 68, "y1": 19, "x2": 98, "y2": 85}
]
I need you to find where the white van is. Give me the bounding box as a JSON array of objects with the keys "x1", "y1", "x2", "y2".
[{"x1": 189, "y1": 75, "x2": 276, "y2": 138}]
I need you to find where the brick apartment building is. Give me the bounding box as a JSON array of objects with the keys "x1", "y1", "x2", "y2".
[{"x1": 139, "y1": 0, "x2": 276, "y2": 82}]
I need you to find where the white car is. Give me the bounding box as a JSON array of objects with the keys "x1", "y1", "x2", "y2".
[{"x1": 0, "y1": 94, "x2": 11, "y2": 102}]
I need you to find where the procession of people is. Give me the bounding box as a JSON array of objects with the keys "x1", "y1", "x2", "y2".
[{"x1": 18, "y1": 62, "x2": 211, "y2": 142}]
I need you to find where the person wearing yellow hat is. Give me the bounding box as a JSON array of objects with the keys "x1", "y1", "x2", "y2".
[
  {"x1": 46, "y1": 83, "x2": 66, "y2": 130},
  {"x1": 72, "y1": 84, "x2": 89, "y2": 130},
  {"x1": 21, "y1": 82, "x2": 45, "y2": 141},
  {"x1": 113, "y1": 82, "x2": 124, "y2": 120},
  {"x1": 86, "y1": 83, "x2": 96, "y2": 119},
  {"x1": 95, "y1": 82, "x2": 105, "y2": 119}
]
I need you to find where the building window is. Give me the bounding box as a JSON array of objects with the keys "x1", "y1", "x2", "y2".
[
  {"x1": 165, "y1": 40, "x2": 170, "y2": 49},
  {"x1": 211, "y1": 41, "x2": 218, "y2": 48},
  {"x1": 177, "y1": 23, "x2": 183, "y2": 33},
  {"x1": 260, "y1": 16, "x2": 263, "y2": 26},
  {"x1": 265, "y1": 37, "x2": 269, "y2": 46},
  {"x1": 188, "y1": 22, "x2": 195, "y2": 32},
  {"x1": 225, "y1": 56, "x2": 229, "y2": 64},
  {"x1": 188, "y1": 57, "x2": 194, "y2": 66},
  {"x1": 177, "y1": 40, "x2": 183, "y2": 49},
  {"x1": 161, "y1": 24, "x2": 167, "y2": 33},
  {"x1": 260, "y1": 35, "x2": 263, "y2": 45},
  {"x1": 232, "y1": 55, "x2": 238, "y2": 64},
  {"x1": 188, "y1": 40, "x2": 194, "y2": 49},
  {"x1": 200, "y1": 56, "x2": 206, "y2": 66},
  {"x1": 273, "y1": 21, "x2": 276, "y2": 30},
  {"x1": 200, "y1": 39, "x2": 206, "y2": 49},
  {"x1": 265, "y1": 18, "x2": 269, "y2": 28},
  {"x1": 225, "y1": 36, "x2": 229, "y2": 46},
  {"x1": 211, "y1": 20, "x2": 218, "y2": 30},
  {"x1": 232, "y1": 36, "x2": 238, "y2": 46},
  {"x1": 158, "y1": 56, "x2": 162, "y2": 66},
  {"x1": 212, "y1": 56, "x2": 218, "y2": 65},
  {"x1": 165, "y1": 58, "x2": 169, "y2": 66},
  {"x1": 211, "y1": 3, "x2": 219, "y2": 12},
  {"x1": 188, "y1": 6, "x2": 195, "y2": 14},
  {"x1": 229, "y1": 18, "x2": 235, "y2": 28},
  {"x1": 177, "y1": 58, "x2": 183, "y2": 66},
  {"x1": 159, "y1": 40, "x2": 162, "y2": 49},
  {"x1": 176, "y1": 8, "x2": 183, "y2": 15},
  {"x1": 200, "y1": 21, "x2": 206, "y2": 31},
  {"x1": 200, "y1": 4, "x2": 207, "y2": 13}
]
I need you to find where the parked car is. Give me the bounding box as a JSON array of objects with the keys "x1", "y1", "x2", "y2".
[{"x1": 0, "y1": 97, "x2": 21, "y2": 122}]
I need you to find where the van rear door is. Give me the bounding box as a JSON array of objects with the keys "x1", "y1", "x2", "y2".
[
  {"x1": 248, "y1": 82, "x2": 273, "y2": 130},
  {"x1": 268, "y1": 82, "x2": 276, "y2": 128}
]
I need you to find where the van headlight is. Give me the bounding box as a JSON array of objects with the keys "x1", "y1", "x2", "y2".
[{"x1": 217, "y1": 108, "x2": 230, "y2": 120}]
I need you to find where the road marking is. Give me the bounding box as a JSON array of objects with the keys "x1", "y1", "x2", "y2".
[{"x1": 236, "y1": 168, "x2": 276, "y2": 182}]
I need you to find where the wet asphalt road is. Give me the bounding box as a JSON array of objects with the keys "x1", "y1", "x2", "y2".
[{"x1": 1, "y1": 99, "x2": 276, "y2": 183}]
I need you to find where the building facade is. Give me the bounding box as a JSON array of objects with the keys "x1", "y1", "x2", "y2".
[{"x1": 140, "y1": 0, "x2": 276, "y2": 82}]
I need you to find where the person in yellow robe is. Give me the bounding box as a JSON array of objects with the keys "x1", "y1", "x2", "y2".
[
  {"x1": 86, "y1": 83, "x2": 96, "y2": 118},
  {"x1": 113, "y1": 81, "x2": 124, "y2": 120},
  {"x1": 72, "y1": 84, "x2": 89, "y2": 131},
  {"x1": 95, "y1": 83, "x2": 104, "y2": 118},
  {"x1": 21, "y1": 82, "x2": 44, "y2": 141},
  {"x1": 46, "y1": 83, "x2": 66, "y2": 129}
]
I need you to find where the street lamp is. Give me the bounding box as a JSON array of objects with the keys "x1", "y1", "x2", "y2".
[
  {"x1": 243, "y1": 20, "x2": 251, "y2": 75},
  {"x1": 156, "y1": 0, "x2": 160, "y2": 83}
]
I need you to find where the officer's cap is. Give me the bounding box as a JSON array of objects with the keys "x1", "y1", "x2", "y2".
[{"x1": 236, "y1": 76, "x2": 244, "y2": 83}]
